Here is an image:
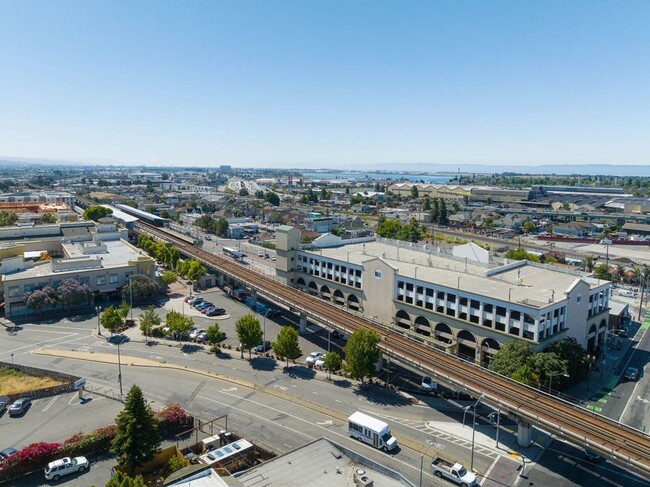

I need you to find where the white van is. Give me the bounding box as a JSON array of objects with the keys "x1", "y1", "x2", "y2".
[
  {"x1": 618, "y1": 290, "x2": 636, "y2": 298},
  {"x1": 348, "y1": 411, "x2": 397, "y2": 451}
]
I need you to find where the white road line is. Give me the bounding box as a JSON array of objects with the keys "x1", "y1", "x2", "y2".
[
  {"x1": 3, "y1": 333, "x2": 79, "y2": 355},
  {"x1": 68, "y1": 392, "x2": 80, "y2": 406},
  {"x1": 42, "y1": 395, "x2": 60, "y2": 413},
  {"x1": 482, "y1": 456, "x2": 500, "y2": 481},
  {"x1": 620, "y1": 320, "x2": 650, "y2": 421}
]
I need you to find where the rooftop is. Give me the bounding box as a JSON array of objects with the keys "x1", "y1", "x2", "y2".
[{"x1": 308, "y1": 240, "x2": 606, "y2": 306}]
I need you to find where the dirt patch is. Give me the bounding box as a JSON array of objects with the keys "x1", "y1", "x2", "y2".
[{"x1": 0, "y1": 367, "x2": 63, "y2": 395}]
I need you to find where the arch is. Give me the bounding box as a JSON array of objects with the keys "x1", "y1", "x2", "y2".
[
  {"x1": 598, "y1": 319, "x2": 607, "y2": 330},
  {"x1": 296, "y1": 277, "x2": 306, "y2": 288},
  {"x1": 481, "y1": 338, "x2": 501, "y2": 367},
  {"x1": 588, "y1": 324, "x2": 597, "y2": 335},
  {"x1": 457, "y1": 329, "x2": 477, "y2": 362},
  {"x1": 333, "y1": 289, "x2": 345, "y2": 305},
  {"x1": 414, "y1": 316, "x2": 430, "y2": 328},
  {"x1": 434, "y1": 322, "x2": 453, "y2": 345},
  {"x1": 307, "y1": 281, "x2": 318, "y2": 295},
  {"x1": 347, "y1": 293, "x2": 360, "y2": 310},
  {"x1": 395, "y1": 309, "x2": 411, "y2": 330},
  {"x1": 320, "y1": 284, "x2": 331, "y2": 301},
  {"x1": 414, "y1": 316, "x2": 431, "y2": 337}
]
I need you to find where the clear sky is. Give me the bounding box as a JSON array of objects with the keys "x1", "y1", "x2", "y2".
[{"x1": 1, "y1": 0, "x2": 648, "y2": 168}]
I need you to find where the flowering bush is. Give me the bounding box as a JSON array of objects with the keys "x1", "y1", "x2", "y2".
[
  {"x1": 0, "y1": 441, "x2": 63, "y2": 481},
  {"x1": 155, "y1": 403, "x2": 192, "y2": 435},
  {"x1": 63, "y1": 424, "x2": 117, "y2": 455}
]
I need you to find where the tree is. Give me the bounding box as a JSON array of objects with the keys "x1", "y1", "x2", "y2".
[
  {"x1": 430, "y1": 197, "x2": 439, "y2": 223},
  {"x1": 165, "y1": 310, "x2": 194, "y2": 342},
  {"x1": 343, "y1": 329, "x2": 382, "y2": 384},
  {"x1": 118, "y1": 302, "x2": 131, "y2": 321},
  {"x1": 272, "y1": 326, "x2": 302, "y2": 367},
  {"x1": 160, "y1": 270, "x2": 178, "y2": 286},
  {"x1": 593, "y1": 263, "x2": 611, "y2": 280},
  {"x1": 122, "y1": 275, "x2": 163, "y2": 302},
  {"x1": 139, "y1": 307, "x2": 161, "y2": 338},
  {"x1": 82, "y1": 205, "x2": 112, "y2": 222},
  {"x1": 522, "y1": 221, "x2": 536, "y2": 234},
  {"x1": 511, "y1": 363, "x2": 540, "y2": 387},
  {"x1": 214, "y1": 218, "x2": 229, "y2": 237},
  {"x1": 546, "y1": 337, "x2": 589, "y2": 383},
  {"x1": 254, "y1": 190, "x2": 264, "y2": 199},
  {"x1": 530, "y1": 352, "x2": 568, "y2": 390},
  {"x1": 40, "y1": 212, "x2": 57, "y2": 224},
  {"x1": 239, "y1": 187, "x2": 249, "y2": 197},
  {"x1": 410, "y1": 185, "x2": 419, "y2": 198},
  {"x1": 111, "y1": 385, "x2": 160, "y2": 475},
  {"x1": 57, "y1": 278, "x2": 92, "y2": 311},
  {"x1": 395, "y1": 218, "x2": 422, "y2": 242},
  {"x1": 490, "y1": 341, "x2": 534, "y2": 378},
  {"x1": 0, "y1": 210, "x2": 18, "y2": 226},
  {"x1": 422, "y1": 197, "x2": 431, "y2": 211},
  {"x1": 25, "y1": 286, "x2": 58, "y2": 318},
  {"x1": 376, "y1": 218, "x2": 403, "y2": 239},
  {"x1": 235, "y1": 314, "x2": 263, "y2": 359},
  {"x1": 105, "y1": 471, "x2": 147, "y2": 487},
  {"x1": 264, "y1": 192, "x2": 280, "y2": 206},
  {"x1": 323, "y1": 351, "x2": 342, "y2": 379},
  {"x1": 101, "y1": 305, "x2": 124, "y2": 335},
  {"x1": 205, "y1": 324, "x2": 223, "y2": 352},
  {"x1": 145, "y1": 205, "x2": 158, "y2": 214},
  {"x1": 438, "y1": 199, "x2": 449, "y2": 225},
  {"x1": 186, "y1": 260, "x2": 207, "y2": 286},
  {"x1": 505, "y1": 248, "x2": 541, "y2": 263}
]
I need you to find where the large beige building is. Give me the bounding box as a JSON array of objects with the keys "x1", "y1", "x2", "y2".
[
  {"x1": 387, "y1": 183, "x2": 530, "y2": 202},
  {"x1": 1, "y1": 220, "x2": 154, "y2": 318},
  {"x1": 276, "y1": 227, "x2": 610, "y2": 365}
]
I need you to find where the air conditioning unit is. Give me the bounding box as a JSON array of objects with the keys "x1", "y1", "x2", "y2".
[{"x1": 354, "y1": 469, "x2": 374, "y2": 487}]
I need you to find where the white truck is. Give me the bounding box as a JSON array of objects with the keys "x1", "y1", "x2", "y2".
[
  {"x1": 347, "y1": 411, "x2": 398, "y2": 452},
  {"x1": 430, "y1": 457, "x2": 477, "y2": 487}
]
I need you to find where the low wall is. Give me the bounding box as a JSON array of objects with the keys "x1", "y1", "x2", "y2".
[{"x1": 0, "y1": 361, "x2": 80, "y2": 402}]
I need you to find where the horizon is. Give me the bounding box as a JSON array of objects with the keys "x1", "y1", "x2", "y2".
[{"x1": 1, "y1": 1, "x2": 649, "y2": 168}]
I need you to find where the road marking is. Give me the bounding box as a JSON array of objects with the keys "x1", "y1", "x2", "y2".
[
  {"x1": 3, "y1": 333, "x2": 79, "y2": 355},
  {"x1": 222, "y1": 387, "x2": 238, "y2": 392},
  {"x1": 68, "y1": 392, "x2": 80, "y2": 406},
  {"x1": 316, "y1": 420, "x2": 333, "y2": 426},
  {"x1": 42, "y1": 395, "x2": 60, "y2": 412}
]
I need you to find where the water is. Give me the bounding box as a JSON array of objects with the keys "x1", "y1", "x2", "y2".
[{"x1": 300, "y1": 171, "x2": 453, "y2": 183}]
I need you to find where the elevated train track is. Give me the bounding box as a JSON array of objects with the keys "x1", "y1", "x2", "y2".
[{"x1": 134, "y1": 221, "x2": 650, "y2": 475}]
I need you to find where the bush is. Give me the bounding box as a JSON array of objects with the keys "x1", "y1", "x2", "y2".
[
  {"x1": 1, "y1": 441, "x2": 63, "y2": 480},
  {"x1": 155, "y1": 403, "x2": 192, "y2": 435},
  {"x1": 161, "y1": 455, "x2": 189, "y2": 479},
  {"x1": 151, "y1": 326, "x2": 165, "y2": 338},
  {"x1": 63, "y1": 424, "x2": 117, "y2": 455}
]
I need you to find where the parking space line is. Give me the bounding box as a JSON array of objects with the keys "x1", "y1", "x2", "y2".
[{"x1": 42, "y1": 395, "x2": 60, "y2": 412}]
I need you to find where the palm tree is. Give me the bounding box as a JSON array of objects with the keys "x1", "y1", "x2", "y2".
[{"x1": 582, "y1": 255, "x2": 595, "y2": 273}]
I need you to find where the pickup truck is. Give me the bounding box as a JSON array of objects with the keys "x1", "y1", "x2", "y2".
[{"x1": 430, "y1": 457, "x2": 477, "y2": 487}]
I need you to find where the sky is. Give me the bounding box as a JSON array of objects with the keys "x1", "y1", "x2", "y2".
[{"x1": 1, "y1": 1, "x2": 649, "y2": 169}]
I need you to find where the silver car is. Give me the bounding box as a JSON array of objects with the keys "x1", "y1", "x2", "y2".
[{"x1": 8, "y1": 398, "x2": 31, "y2": 416}]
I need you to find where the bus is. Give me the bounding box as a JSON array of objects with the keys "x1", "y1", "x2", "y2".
[
  {"x1": 347, "y1": 411, "x2": 397, "y2": 451},
  {"x1": 223, "y1": 247, "x2": 246, "y2": 262}
]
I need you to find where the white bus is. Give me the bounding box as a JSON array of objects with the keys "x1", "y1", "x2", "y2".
[{"x1": 347, "y1": 411, "x2": 397, "y2": 452}]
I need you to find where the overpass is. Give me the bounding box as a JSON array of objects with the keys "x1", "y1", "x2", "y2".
[{"x1": 134, "y1": 221, "x2": 650, "y2": 476}]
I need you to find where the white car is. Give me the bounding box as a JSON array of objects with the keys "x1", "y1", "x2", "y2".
[
  {"x1": 305, "y1": 352, "x2": 323, "y2": 366},
  {"x1": 314, "y1": 356, "x2": 326, "y2": 368},
  {"x1": 44, "y1": 456, "x2": 89, "y2": 481},
  {"x1": 189, "y1": 328, "x2": 205, "y2": 340}
]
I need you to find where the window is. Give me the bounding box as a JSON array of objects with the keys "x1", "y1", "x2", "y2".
[
  {"x1": 484, "y1": 303, "x2": 493, "y2": 313},
  {"x1": 8, "y1": 286, "x2": 20, "y2": 298},
  {"x1": 447, "y1": 294, "x2": 456, "y2": 303},
  {"x1": 437, "y1": 291, "x2": 445, "y2": 299},
  {"x1": 511, "y1": 310, "x2": 521, "y2": 320},
  {"x1": 96, "y1": 275, "x2": 107, "y2": 285},
  {"x1": 426, "y1": 288, "x2": 434, "y2": 297},
  {"x1": 109, "y1": 274, "x2": 118, "y2": 284}
]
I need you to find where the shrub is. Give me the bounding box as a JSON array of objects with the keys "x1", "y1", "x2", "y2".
[
  {"x1": 2, "y1": 441, "x2": 63, "y2": 477},
  {"x1": 161, "y1": 455, "x2": 189, "y2": 479},
  {"x1": 155, "y1": 403, "x2": 192, "y2": 435},
  {"x1": 151, "y1": 326, "x2": 165, "y2": 338},
  {"x1": 63, "y1": 424, "x2": 117, "y2": 455}
]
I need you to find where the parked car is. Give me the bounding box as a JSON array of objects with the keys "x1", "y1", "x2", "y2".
[
  {"x1": 205, "y1": 235, "x2": 212, "y2": 240},
  {"x1": 0, "y1": 447, "x2": 17, "y2": 464},
  {"x1": 200, "y1": 306, "x2": 216, "y2": 314},
  {"x1": 624, "y1": 367, "x2": 639, "y2": 381},
  {"x1": 584, "y1": 449, "x2": 602, "y2": 463},
  {"x1": 271, "y1": 256, "x2": 276, "y2": 261},
  {"x1": 189, "y1": 328, "x2": 204, "y2": 340},
  {"x1": 188, "y1": 297, "x2": 204, "y2": 305},
  {"x1": 196, "y1": 302, "x2": 212, "y2": 311},
  {"x1": 0, "y1": 396, "x2": 10, "y2": 414},
  {"x1": 314, "y1": 356, "x2": 326, "y2": 368},
  {"x1": 44, "y1": 456, "x2": 89, "y2": 481},
  {"x1": 196, "y1": 331, "x2": 208, "y2": 343},
  {"x1": 257, "y1": 250, "x2": 264, "y2": 257},
  {"x1": 7, "y1": 398, "x2": 31, "y2": 416},
  {"x1": 255, "y1": 341, "x2": 272, "y2": 353},
  {"x1": 206, "y1": 308, "x2": 226, "y2": 317},
  {"x1": 305, "y1": 352, "x2": 323, "y2": 366}
]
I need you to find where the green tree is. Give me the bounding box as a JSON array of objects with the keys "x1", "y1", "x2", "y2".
[
  {"x1": 511, "y1": 363, "x2": 540, "y2": 387},
  {"x1": 422, "y1": 197, "x2": 431, "y2": 211},
  {"x1": 205, "y1": 324, "x2": 223, "y2": 352},
  {"x1": 122, "y1": 275, "x2": 163, "y2": 302},
  {"x1": 239, "y1": 187, "x2": 249, "y2": 197},
  {"x1": 265, "y1": 192, "x2": 280, "y2": 206},
  {"x1": 343, "y1": 329, "x2": 382, "y2": 384},
  {"x1": 323, "y1": 351, "x2": 342, "y2": 379},
  {"x1": 186, "y1": 259, "x2": 207, "y2": 286},
  {"x1": 0, "y1": 210, "x2": 18, "y2": 226},
  {"x1": 40, "y1": 212, "x2": 57, "y2": 224},
  {"x1": 438, "y1": 199, "x2": 449, "y2": 225},
  {"x1": 161, "y1": 455, "x2": 189, "y2": 479},
  {"x1": 430, "y1": 198, "x2": 440, "y2": 223},
  {"x1": 395, "y1": 217, "x2": 422, "y2": 242},
  {"x1": 546, "y1": 337, "x2": 589, "y2": 383},
  {"x1": 410, "y1": 185, "x2": 419, "y2": 198},
  {"x1": 235, "y1": 314, "x2": 263, "y2": 359},
  {"x1": 272, "y1": 326, "x2": 302, "y2": 368},
  {"x1": 166, "y1": 310, "x2": 194, "y2": 342},
  {"x1": 530, "y1": 353, "x2": 568, "y2": 390},
  {"x1": 101, "y1": 305, "x2": 124, "y2": 335},
  {"x1": 214, "y1": 218, "x2": 229, "y2": 236},
  {"x1": 105, "y1": 471, "x2": 147, "y2": 487},
  {"x1": 522, "y1": 221, "x2": 536, "y2": 233},
  {"x1": 160, "y1": 270, "x2": 178, "y2": 286},
  {"x1": 255, "y1": 190, "x2": 265, "y2": 199},
  {"x1": 111, "y1": 385, "x2": 160, "y2": 475},
  {"x1": 82, "y1": 205, "x2": 112, "y2": 222},
  {"x1": 593, "y1": 263, "x2": 611, "y2": 280},
  {"x1": 377, "y1": 218, "x2": 403, "y2": 239},
  {"x1": 490, "y1": 341, "x2": 534, "y2": 377},
  {"x1": 505, "y1": 248, "x2": 541, "y2": 263},
  {"x1": 139, "y1": 307, "x2": 161, "y2": 338},
  {"x1": 118, "y1": 302, "x2": 131, "y2": 321}
]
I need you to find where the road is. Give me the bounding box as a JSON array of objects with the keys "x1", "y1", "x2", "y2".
[{"x1": 1, "y1": 293, "x2": 649, "y2": 486}]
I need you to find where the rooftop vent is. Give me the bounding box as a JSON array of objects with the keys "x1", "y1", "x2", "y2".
[{"x1": 355, "y1": 469, "x2": 374, "y2": 487}]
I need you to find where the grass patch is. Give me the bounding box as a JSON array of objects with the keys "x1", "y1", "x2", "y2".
[{"x1": 0, "y1": 367, "x2": 63, "y2": 395}]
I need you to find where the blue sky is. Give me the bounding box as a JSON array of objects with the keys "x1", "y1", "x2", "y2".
[{"x1": 1, "y1": 1, "x2": 648, "y2": 168}]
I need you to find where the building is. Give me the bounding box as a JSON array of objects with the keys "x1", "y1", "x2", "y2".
[
  {"x1": 276, "y1": 227, "x2": 610, "y2": 364},
  {"x1": 0, "y1": 190, "x2": 74, "y2": 207},
  {"x1": 387, "y1": 183, "x2": 530, "y2": 202},
  {"x1": 1, "y1": 221, "x2": 153, "y2": 318}
]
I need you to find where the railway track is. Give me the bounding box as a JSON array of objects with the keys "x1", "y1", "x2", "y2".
[{"x1": 134, "y1": 221, "x2": 650, "y2": 474}]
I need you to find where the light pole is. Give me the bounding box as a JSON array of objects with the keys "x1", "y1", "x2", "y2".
[
  {"x1": 262, "y1": 308, "x2": 271, "y2": 347},
  {"x1": 548, "y1": 372, "x2": 569, "y2": 394},
  {"x1": 117, "y1": 339, "x2": 123, "y2": 396},
  {"x1": 129, "y1": 277, "x2": 133, "y2": 322},
  {"x1": 470, "y1": 393, "x2": 484, "y2": 472},
  {"x1": 96, "y1": 305, "x2": 102, "y2": 336},
  {"x1": 418, "y1": 439, "x2": 436, "y2": 487}
]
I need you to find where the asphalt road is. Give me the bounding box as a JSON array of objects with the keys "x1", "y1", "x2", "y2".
[{"x1": 2, "y1": 293, "x2": 649, "y2": 487}]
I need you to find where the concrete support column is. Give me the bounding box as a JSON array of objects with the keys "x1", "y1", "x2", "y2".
[
  {"x1": 299, "y1": 312, "x2": 307, "y2": 334},
  {"x1": 218, "y1": 273, "x2": 224, "y2": 287},
  {"x1": 251, "y1": 290, "x2": 257, "y2": 309},
  {"x1": 517, "y1": 420, "x2": 532, "y2": 447},
  {"x1": 475, "y1": 346, "x2": 482, "y2": 366}
]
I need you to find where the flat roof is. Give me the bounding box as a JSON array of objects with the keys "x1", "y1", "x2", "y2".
[
  {"x1": 308, "y1": 241, "x2": 605, "y2": 306},
  {"x1": 236, "y1": 438, "x2": 411, "y2": 487},
  {"x1": 115, "y1": 203, "x2": 167, "y2": 221},
  {"x1": 100, "y1": 204, "x2": 140, "y2": 223}
]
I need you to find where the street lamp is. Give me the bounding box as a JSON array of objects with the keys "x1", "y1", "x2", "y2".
[
  {"x1": 418, "y1": 439, "x2": 436, "y2": 487},
  {"x1": 128, "y1": 277, "x2": 133, "y2": 322},
  {"x1": 548, "y1": 372, "x2": 569, "y2": 394},
  {"x1": 117, "y1": 339, "x2": 123, "y2": 396},
  {"x1": 470, "y1": 393, "x2": 484, "y2": 471},
  {"x1": 96, "y1": 305, "x2": 102, "y2": 336}
]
